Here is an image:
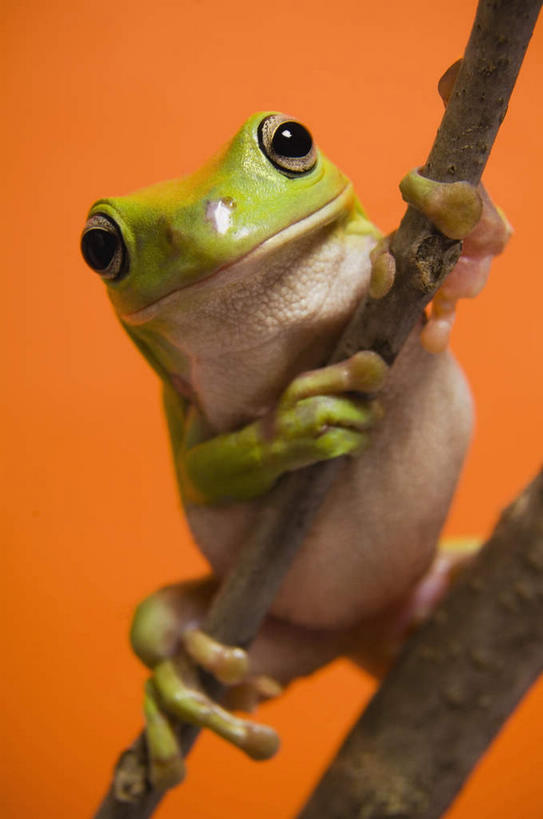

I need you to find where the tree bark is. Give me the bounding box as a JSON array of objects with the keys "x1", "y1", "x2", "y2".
[
  {"x1": 298, "y1": 469, "x2": 543, "y2": 819},
  {"x1": 94, "y1": 1, "x2": 541, "y2": 816}
]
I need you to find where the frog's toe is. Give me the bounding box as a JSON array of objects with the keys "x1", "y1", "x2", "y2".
[
  {"x1": 181, "y1": 627, "x2": 248, "y2": 685},
  {"x1": 152, "y1": 659, "x2": 280, "y2": 760},
  {"x1": 143, "y1": 680, "x2": 185, "y2": 790}
]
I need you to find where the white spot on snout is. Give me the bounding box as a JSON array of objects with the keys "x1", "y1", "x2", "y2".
[{"x1": 205, "y1": 197, "x2": 236, "y2": 235}]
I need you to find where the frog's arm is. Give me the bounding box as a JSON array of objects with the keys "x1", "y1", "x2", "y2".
[
  {"x1": 399, "y1": 170, "x2": 511, "y2": 353},
  {"x1": 163, "y1": 384, "x2": 279, "y2": 503},
  {"x1": 162, "y1": 352, "x2": 387, "y2": 505}
]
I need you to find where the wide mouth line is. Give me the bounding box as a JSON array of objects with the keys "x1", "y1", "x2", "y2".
[{"x1": 123, "y1": 182, "x2": 352, "y2": 323}]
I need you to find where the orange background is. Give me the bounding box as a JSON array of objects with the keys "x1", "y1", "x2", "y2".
[{"x1": 3, "y1": 1, "x2": 542, "y2": 817}]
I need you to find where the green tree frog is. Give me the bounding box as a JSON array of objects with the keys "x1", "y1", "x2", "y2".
[{"x1": 81, "y1": 111, "x2": 509, "y2": 788}]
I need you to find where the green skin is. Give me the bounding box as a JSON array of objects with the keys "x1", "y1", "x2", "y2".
[
  {"x1": 88, "y1": 113, "x2": 475, "y2": 505},
  {"x1": 83, "y1": 113, "x2": 485, "y2": 787},
  {"x1": 89, "y1": 113, "x2": 388, "y2": 505}
]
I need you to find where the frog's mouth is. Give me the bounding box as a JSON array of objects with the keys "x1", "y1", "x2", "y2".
[{"x1": 123, "y1": 183, "x2": 354, "y2": 325}]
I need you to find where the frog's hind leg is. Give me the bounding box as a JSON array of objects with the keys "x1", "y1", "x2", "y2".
[
  {"x1": 348, "y1": 537, "x2": 482, "y2": 678},
  {"x1": 130, "y1": 576, "x2": 281, "y2": 789},
  {"x1": 403, "y1": 537, "x2": 483, "y2": 626}
]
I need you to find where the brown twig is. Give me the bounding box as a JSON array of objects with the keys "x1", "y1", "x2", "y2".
[
  {"x1": 94, "y1": 1, "x2": 541, "y2": 816},
  {"x1": 298, "y1": 468, "x2": 543, "y2": 819}
]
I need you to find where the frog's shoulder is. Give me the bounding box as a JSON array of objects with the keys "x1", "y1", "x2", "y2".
[{"x1": 343, "y1": 196, "x2": 381, "y2": 240}]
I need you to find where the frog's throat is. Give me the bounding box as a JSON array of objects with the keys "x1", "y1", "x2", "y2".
[{"x1": 122, "y1": 182, "x2": 354, "y2": 326}]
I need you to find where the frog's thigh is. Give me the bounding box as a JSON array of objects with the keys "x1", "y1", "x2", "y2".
[
  {"x1": 347, "y1": 537, "x2": 483, "y2": 678},
  {"x1": 405, "y1": 537, "x2": 483, "y2": 623},
  {"x1": 130, "y1": 576, "x2": 217, "y2": 668},
  {"x1": 242, "y1": 615, "x2": 352, "y2": 688}
]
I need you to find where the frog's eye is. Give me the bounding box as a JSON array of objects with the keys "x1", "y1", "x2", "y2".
[
  {"x1": 258, "y1": 115, "x2": 317, "y2": 176},
  {"x1": 81, "y1": 213, "x2": 128, "y2": 281}
]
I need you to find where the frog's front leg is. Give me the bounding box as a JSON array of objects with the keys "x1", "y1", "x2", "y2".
[
  {"x1": 131, "y1": 578, "x2": 281, "y2": 789},
  {"x1": 396, "y1": 59, "x2": 512, "y2": 352},
  {"x1": 172, "y1": 351, "x2": 388, "y2": 505}
]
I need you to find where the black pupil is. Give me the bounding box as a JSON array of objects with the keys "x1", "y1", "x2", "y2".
[
  {"x1": 82, "y1": 229, "x2": 118, "y2": 271},
  {"x1": 271, "y1": 121, "x2": 312, "y2": 158}
]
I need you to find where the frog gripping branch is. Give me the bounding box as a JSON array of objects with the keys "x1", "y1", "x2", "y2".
[{"x1": 90, "y1": 1, "x2": 541, "y2": 817}]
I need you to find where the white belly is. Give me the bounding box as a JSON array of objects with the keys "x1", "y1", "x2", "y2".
[{"x1": 185, "y1": 329, "x2": 473, "y2": 630}]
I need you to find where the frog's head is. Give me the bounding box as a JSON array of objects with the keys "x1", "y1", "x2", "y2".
[{"x1": 81, "y1": 113, "x2": 354, "y2": 319}]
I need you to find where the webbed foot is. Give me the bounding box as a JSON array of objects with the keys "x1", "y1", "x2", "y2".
[{"x1": 131, "y1": 582, "x2": 280, "y2": 790}]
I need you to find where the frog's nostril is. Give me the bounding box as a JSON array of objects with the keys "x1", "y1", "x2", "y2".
[{"x1": 81, "y1": 213, "x2": 128, "y2": 280}]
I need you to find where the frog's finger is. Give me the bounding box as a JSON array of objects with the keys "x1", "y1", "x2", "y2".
[
  {"x1": 153, "y1": 659, "x2": 280, "y2": 761},
  {"x1": 420, "y1": 186, "x2": 512, "y2": 354},
  {"x1": 272, "y1": 428, "x2": 370, "y2": 474},
  {"x1": 280, "y1": 351, "x2": 388, "y2": 409},
  {"x1": 181, "y1": 627, "x2": 249, "y2": 685},
  {"x1": 452, "y1": 187, "x2": 512, "y2": 265},
  {"x1": 314, "y1": 427, "x2": 371, "y2": 459},
  {"x1": 369, "y1": 235, "x2": 396, "y2": 299},
  {"x1": 268, "y1": 396, "x2": 377, "y2": 469},
  {"x1": 143, "y1": 680, "x2": 185, "y2": 790},
  {"x1": 279, "y1": 395, "x2": 381, "y2": 440}
]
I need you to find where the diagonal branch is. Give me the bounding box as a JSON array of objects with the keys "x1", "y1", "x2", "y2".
[
  {"x1": 94, "y1": 1, "x2": 541, "y2": 816},
  {"x1": 298, "y1": 468, "x2": 543, "y2": 819}
]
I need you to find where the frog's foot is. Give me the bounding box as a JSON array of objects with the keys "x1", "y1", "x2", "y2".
[
  {"x1": 265, "y1": 350, "x2": 388, "y2": 472},
  {"x1": 131, "y1": 581, "x2": 280, "y2": 790},
  {"x1": 399, "y1": 169, "x2": 512, "y2": 353},
  {"x1": 349, "y1": 538, "x2": 482, "y2": 677}
]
